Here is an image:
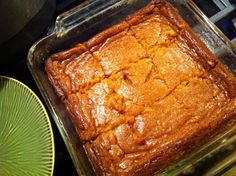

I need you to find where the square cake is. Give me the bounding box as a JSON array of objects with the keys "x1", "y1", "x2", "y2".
[{"x1": 45, "y1": 0, "x2": 236, "y2": 175}]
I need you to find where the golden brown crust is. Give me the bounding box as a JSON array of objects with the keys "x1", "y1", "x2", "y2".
[
  {"x1": 45, "y1": 0, "x2": 236, "y2": 175},
  {"x1": 85, "y1": 21, "x2": 130, "y2": 49},
  {"x1": 45, "y1": 44, "x2": 88, "y2": 98}
]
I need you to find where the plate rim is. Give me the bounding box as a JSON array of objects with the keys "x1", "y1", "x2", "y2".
[{"x1": 0, "y1": 75, "x2": 55, "y2": 176}]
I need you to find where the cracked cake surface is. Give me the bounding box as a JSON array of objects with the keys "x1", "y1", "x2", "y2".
[{"x1": 45, "y1": 0, "x2": 236, "y2": 175}]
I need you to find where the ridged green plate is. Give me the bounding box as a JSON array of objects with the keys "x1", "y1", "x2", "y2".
[{"x1": 0, "y1": 76, "x2": 54, "y2": 176}]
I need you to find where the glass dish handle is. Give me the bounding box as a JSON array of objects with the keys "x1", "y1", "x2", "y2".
[{"x1": 54, "y1": 0, "x2": 122, "y2": 33}]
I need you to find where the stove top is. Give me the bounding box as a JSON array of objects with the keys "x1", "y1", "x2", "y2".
[{"x1": 193, "y1": 0, "x2": 236, "y2": 43}]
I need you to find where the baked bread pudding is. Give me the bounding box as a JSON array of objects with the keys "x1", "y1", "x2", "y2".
[{"x1": 45, "y1": 0, "x2": 236, "y2": 175}]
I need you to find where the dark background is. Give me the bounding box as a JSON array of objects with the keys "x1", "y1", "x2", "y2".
[{"x1": 0, "y1": 0, "x2": 86, "y2": 175}]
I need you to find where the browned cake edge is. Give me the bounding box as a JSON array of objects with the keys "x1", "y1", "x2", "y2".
[
  {"x1": 155, "y1": 0, "x2": 236, "y2": 97},
  {"x1": 45, "y1": 44, "x2": 87, "y2": 98}
]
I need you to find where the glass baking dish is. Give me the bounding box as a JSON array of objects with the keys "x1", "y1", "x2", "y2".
[{"x1": 27, "y1": 0, "x2": 236, "y2": 175}]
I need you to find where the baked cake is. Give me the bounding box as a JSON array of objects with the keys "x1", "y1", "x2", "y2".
[{"x1": 45, "y1": 0, "x2": 236, "y2": 175}]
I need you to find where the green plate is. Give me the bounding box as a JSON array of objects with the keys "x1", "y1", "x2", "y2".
[{"x1": 0, "y1": 76, "x2": 54, "y2": 176}]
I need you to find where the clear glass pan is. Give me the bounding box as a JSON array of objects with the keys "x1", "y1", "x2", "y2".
[{"x1": 27, "y1": 0, "x2": 236, "y2": 175}]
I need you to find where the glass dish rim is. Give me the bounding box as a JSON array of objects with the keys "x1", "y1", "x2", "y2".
[{"x1": 27, "y1": 0, "x2": 236, "y2": 175}]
